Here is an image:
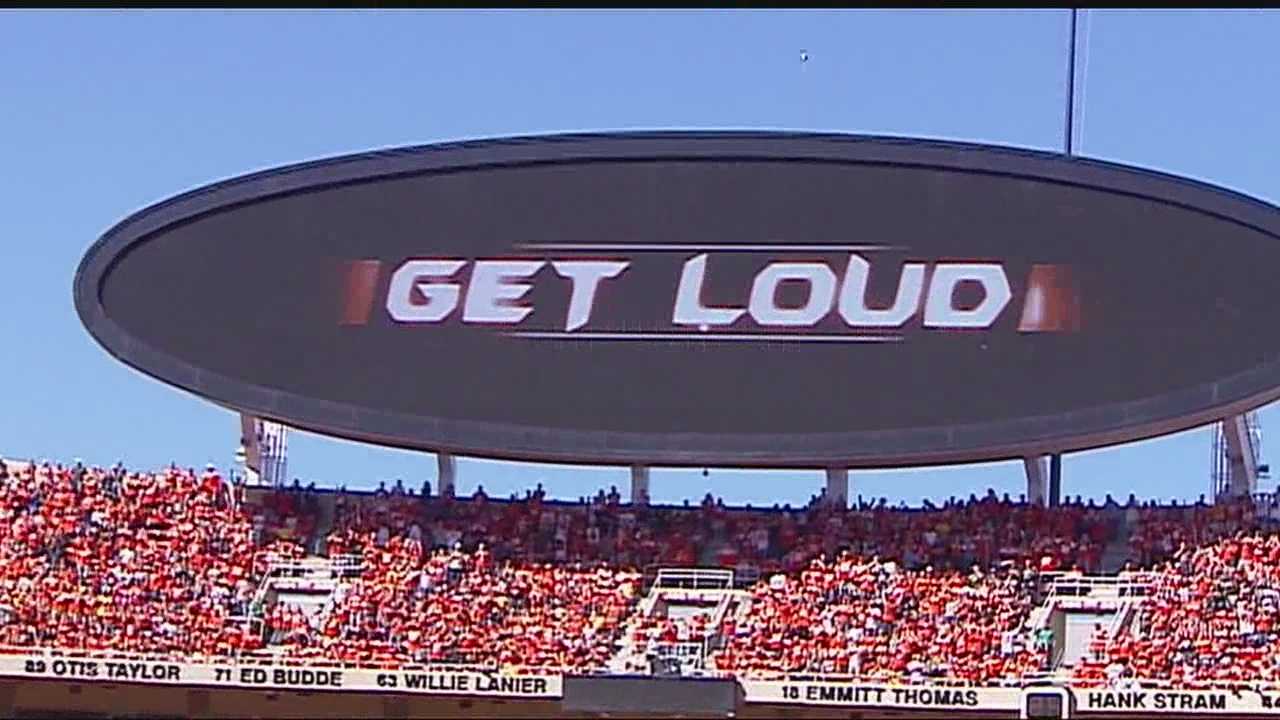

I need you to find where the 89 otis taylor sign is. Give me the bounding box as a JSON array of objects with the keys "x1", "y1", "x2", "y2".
[{"x1": 7, "y1": 654, "x2": 560, "y2": 698}]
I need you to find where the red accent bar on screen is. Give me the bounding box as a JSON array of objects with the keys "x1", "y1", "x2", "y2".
[{"x1": 339, "y1": 260, "x2": 382, "y2": 326}]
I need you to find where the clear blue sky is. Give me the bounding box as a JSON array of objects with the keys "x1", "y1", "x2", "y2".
[{"x1": 3, "y1": 9, "x2": 1280, "y2": 507}]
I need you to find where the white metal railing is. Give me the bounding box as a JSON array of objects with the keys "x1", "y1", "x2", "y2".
[
  {"x1": 712, "y1": 592, "x2": 733, "y2": 625},
  {"x1": 637, "y1": 589, "x2": 660, "y2": 617},
  {"x1": 1051, "y1": 642, "x2": 1068, "y2": 671},
  {"x1": 621, "y1": 576, "x2": 743, "y2": 676},
  {"x1": 701, "y1": 592, "x2": 737, "y2": 659},
  {"x1": 733, "y1": 565, "x2": 761, "y2": 588},
  {"x1": 330, "y1": 553, "x2": 365, "y2": 575},
  {"x1": 1027, "y1": 602, "x2": 1054, "y2": 630},
  {"x1": 1106, "y1": 600, "x2": 1134, "y2": 638},
  {"x1": 1043, "y1": 572, "x2": 1156, "y2": 602},
  {"x1": 246, "y1": 555, "x2": 363, "y2": 640},
  {"x1": 654, "y1": 568, "x2": 735, "y2": 590},
  {"x1": 652, "y1": 641, "x2": 706, "y2": 672},
  {"x1": 264, "y1": 567, "x2": 341, "y2": 593}
]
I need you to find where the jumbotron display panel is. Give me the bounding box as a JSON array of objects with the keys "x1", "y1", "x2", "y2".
[{"x1": 76, "y1": 133, "x2": 1280, "y2": 467}]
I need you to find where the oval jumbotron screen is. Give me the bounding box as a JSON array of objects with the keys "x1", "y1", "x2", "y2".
[{"x1": 73, "y1": 132, "x2": 1280, "y2": 467}]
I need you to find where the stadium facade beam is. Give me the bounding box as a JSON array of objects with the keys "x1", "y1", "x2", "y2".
[
  {"x1": 630, "y1": 464, "x2": 651, "y2": 505},
  {"x1": 1221, "y1": 413, "x2": 1259, "y2": 499},
  {"x1": 437, "y1": 452, "x2": 457, "y2": 498},
  {"x1": 824, "y1": 468, "x2": 849, "y2": 509},
  {"x1": 238, "y1": 413, "x2": 263, "y2": 486},
  {"x1": 1049, "y1": 454, "x2": 1063, "y2": 507},
  {"x1": 1023, "y1": 455, "x2": 1049, "y2": 506},
  {"x1": 237, "y1": 414, "x2": 288, "y2": 487}
]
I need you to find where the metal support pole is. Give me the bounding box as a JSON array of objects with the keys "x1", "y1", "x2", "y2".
[
  {"x1": 630, "y1": 465, "x2": 651, "y2": 506},
  {"x1": 437, "y1": 452, "x2": 456, "y2": 498},
  {"x1": 1047, "y1": 9, "x2": 1081, "y2": 500},
  {"x1": 1024, "y1": 456, "x2": 1050, "y2": 506},
  {"x1": 1049, "y1": 454, "x2": 1063, "y2": 507},
  {"x1": 824, "y1": 468, "x2": 849, "y2": 510}
]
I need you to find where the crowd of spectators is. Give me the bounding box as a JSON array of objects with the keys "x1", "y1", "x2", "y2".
[
  {"x1": 1079, "y1": 531, "x2": 1280, "y2": 688},
  {"x1": 0, "y1": 459, "x2": 264, "y2": 657},
  {"x1": 622, "y1": 597, "x2": 722, "y2": 673},
  {"x1": 246, "y1": 482, "x2": 323, "y2": 554},
  {"x1": 3, "y1": 455, "x2": 1280, "y2": 690},
  {"x1": 1124, "y1": 495, "x2": 1259, "y2": 568},
  {"x1": 326, "y1": 482, "x2": 711, "y2": 568},
  {"x1": 323, "y1": 487, "x2": 1112, "y2": 580},
  {"x1": 271, "y1": 534, "x2": 642, "y2": 671},
  {"x1": 713, "y1": 492, "x2": 1111, "y2": 577},
  {"x1": 712, "y1": 554, "x2": 1049, "y2": 683}
]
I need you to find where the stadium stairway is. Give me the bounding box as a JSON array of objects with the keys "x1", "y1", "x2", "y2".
[
  {"x1": 1038, "y1": 572, "x2": 1148, "y2": 673},
  {"x1": 606, "y1": 568, "x2": 744, "y2": 677},
  {"x1": 314, "y1": 492, "x2": 339, "y2": 555},
  {"x1": 606, "y1": 598, "x2": 657, "y2": 674},
  {"x1": 1098, "y1": 510, "x2": 1134, "y2": 573},
  {"x1": 253, "y1": 556, "x2": 357, "y2": 646},
  {"x1": 1057, "y1": 610, "x2": 1115, "y2": 668}
]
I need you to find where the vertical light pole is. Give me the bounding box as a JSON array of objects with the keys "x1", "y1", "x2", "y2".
[
  {"x1": 1064, "y1": 8, "x2": 1079, "y2": 157},
  {"x1": 1049, "y1": 8, "x2": 1080, "y2": 508}
]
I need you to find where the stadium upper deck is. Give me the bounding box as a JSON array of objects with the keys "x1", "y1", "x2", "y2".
[{"x1": 0, "y1": 454, "x2": 1274, "y2": 694}]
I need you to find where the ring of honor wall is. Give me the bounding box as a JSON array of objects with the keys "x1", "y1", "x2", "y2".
[{"x1": 7, "y1": 656, "x2": 1280, "y2": 719}]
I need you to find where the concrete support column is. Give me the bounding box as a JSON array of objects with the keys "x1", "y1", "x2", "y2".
[
  {"x1": 824, "y1": 468, "x2": 849, "y2": 509},
  {"x1": 238, "y1": 413, "x2": 264, "y2": 487},
  {"x1": 1023, "y1": 455, "x2": 1049, "y2": 507},
  {"x1": 1222, "y1": 413, "x2": 1259, "y2": 500},
  {"x1": 437, "y1": 452, "x2": 457, "y2": 498},
  {"x1": 1049, "y1": 453, "x2": 1063, "y2": 507},
  {"x1": 630, "y1": 465, "x2": 651, "y2": 505}
]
